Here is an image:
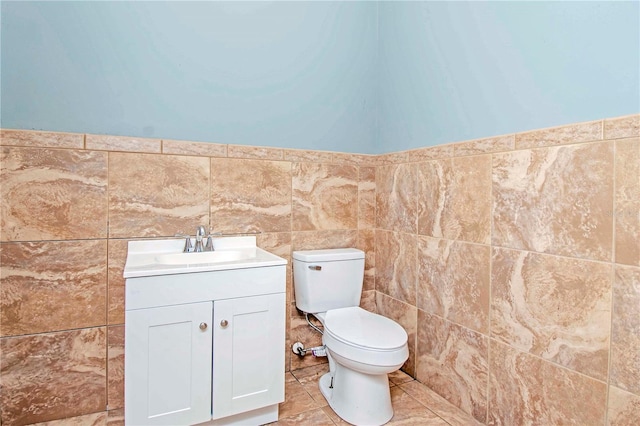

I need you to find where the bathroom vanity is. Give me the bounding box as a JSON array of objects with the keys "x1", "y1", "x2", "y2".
[{"x1": 123, "y1": 237, "x2": 287, "y2": 426}]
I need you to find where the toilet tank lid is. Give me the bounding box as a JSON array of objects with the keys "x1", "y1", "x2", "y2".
[{"x1": 293, "y1": 248, "x2": 364, "y2": 262}]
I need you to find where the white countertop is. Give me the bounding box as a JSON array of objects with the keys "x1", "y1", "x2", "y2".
[{"x1": 123, "y1": 236, "x2": 287, "y2": 279}]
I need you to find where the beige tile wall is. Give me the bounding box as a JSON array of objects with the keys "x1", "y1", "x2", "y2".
[
  {"x1": 0, "y1": 132, "x2": 376, "y2": 424},
  {"x1": 374, "y1": 113, "x2": 639, "y2": 425},
  {"x1": 1, "y1": 113, "x2": 638, "y2": 425}
]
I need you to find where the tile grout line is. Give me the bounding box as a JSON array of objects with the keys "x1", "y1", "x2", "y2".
[
  {"x1": 604, "y1": 138, "x2": 617, "y2": 426},
  {"x1": 105, "y1": 145, "x2": 110, "y2": 408},
  {"x1": 2, "y1": 116, "x2": 637, "y2": 424},
  {"x1": 486, "y1": 151, "x2": 494, "y2": 425},
  {"x1": 104, "y1": 147, "x2": 115, "y2": 414},
  {"x1": 416, "y1": 299, "x2": 612, "y2": 387},
  {"x1": 393, "y1": 381, "x2": 451, "y2": 424},
  {"x1": 490, "y1": 337, "x2": 610, "y2": 385}
]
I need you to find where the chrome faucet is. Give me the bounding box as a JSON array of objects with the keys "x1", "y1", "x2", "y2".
[
  {"x1": 194, "y1": 225, "x2": 207, "y2": 252},
  {"x1": 177, "y1": 226, "x2": 216, "y2": 253}
]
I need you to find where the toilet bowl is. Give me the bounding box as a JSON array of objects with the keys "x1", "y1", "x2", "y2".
[
  {"x1": 314, "y1": 307, "x2": 409, "y2": 425},
  {"x1": 292, "y1": 248, "x2": 409, "y2": 425}
]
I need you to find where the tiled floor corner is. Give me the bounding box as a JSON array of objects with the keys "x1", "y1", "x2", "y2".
[{"x1": 269, "y1": 366, "x2": 482, "y2": 425}]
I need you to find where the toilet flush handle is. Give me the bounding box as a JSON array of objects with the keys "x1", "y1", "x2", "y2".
[{"x1": 308, "y1": 265, "x2": 322, "y2": 271}]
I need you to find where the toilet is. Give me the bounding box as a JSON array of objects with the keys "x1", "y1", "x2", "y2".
[{"x1": 293, "y1": 248, "x2": 409, "y2": 426}]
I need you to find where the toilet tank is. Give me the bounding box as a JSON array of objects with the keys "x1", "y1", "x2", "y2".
[{"x1": 292, "y1": 248, "x2": 365, "y2": 314}]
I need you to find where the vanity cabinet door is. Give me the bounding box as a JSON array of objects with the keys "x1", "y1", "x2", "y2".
[
  {"x1": 125, "y1": 301, "x2": 213, "y2": 426},
  {"x1": 212, "y1": 293, "x2": 285, "y2": 420}
]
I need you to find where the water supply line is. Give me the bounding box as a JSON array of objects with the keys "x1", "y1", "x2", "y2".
[
  {"x1": 305, "y1": 313, "x2": 323, "y2": 335},
  {"x1": 292, "y1": 342, "x2": 326, "y2": 357},
  {"x1": 291, "y1": 313, "x2": 326, "y2": 357}
]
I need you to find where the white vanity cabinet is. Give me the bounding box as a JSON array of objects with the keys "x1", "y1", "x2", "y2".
[
  {"x1": 211, "y1": 293, "x2": 285, "y2": 420},
  {"x1": 126, "y1": 301, "x2": 214, "y2": 426},
  {"x1": 124, "y1": 238, "x2": 287, "y2": 426}
]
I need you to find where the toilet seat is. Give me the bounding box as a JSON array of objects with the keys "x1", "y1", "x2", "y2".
[
  {"x1": 323, "y1": 307, "x2": 407, "y2": 351},
  {"x1": 318, "y1": 307, "x2": 409, "y2": 368}
]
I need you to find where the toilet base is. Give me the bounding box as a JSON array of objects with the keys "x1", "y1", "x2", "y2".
[{"x1": 319, "y1": 366, "x2": 393, "y2": 425}]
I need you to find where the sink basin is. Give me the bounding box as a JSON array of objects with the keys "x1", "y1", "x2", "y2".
[
  {"x1": 155, "y1": 250, "x2": 255, "y2": 265},
  {"x1": 123, "y1": 236, "x2": 286, "y2": 278}
]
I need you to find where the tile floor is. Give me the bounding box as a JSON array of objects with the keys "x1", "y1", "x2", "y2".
[{"x1": 269, "y1": 364, "x2": 482, "y2": 425}]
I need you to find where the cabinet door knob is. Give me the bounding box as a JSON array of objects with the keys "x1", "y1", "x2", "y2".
[
  {"x1": 220, "y1": 319, "x2": 229, "y2": 328},
  {"x1": 199, "y1": 322, "x2": 208, "y2": 331}
]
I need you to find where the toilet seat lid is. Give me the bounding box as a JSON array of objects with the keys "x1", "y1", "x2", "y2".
[{"x1": 323, "y1": 307, "x2": 408, "y2": 350}]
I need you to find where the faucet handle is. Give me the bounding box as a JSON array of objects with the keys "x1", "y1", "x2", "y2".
[
  {"x1": 175, "y1": 234, "x2": 193, "y2": 253},
  {"x1": 205, "y1": 235, "x2": 214, "y2": 252}
]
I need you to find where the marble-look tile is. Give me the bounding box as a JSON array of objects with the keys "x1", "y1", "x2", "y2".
[
  {"x1": 30, "y1": 411, "x2": 108, "y2": 426},
  {"x1": 360, "y1": 290, "x2": 376, "y2": 313},
  {"x1": 417, "y1": 237, "x2": 490, "y2": 334},
  {"x1": 290, "y1": 364, "x2": 330, "y2": 407},
  {"x1": 417, "y1": 155, "x2": 491, "y2": 244},
  {"x1": 400, "y1": 381, "x2": 483, "y2": 426},
  {"x1": 492, "y1": 141, "x2": 614, "y2": 261},
  {"x1": 272, "y1": 408, "x2": 334, "y2": 426},
  {"x1": 108, "y1": 153, "x2": 209, "y2": 238},
  {"x1": 388, "y1": 369, "x2": 414, "y2": 386},
  {"x1": 0, "y1": 328, "x2": 107, "y2": 425},
  {"x1": 332, "y1": 152, "x2": 377, "y2": 166},
  {"x1": 488, "y1": 339, "x2": 607, "y2": 425},
  {"x1": 257, "y1": 233, "x2": 292, "y2": 263},
  {"x1": 607, "y1": 386, "x2": 640, "y2": 426},
  {"x1": 377, "y1": 151, "x2": 409, "y2": 165},
  {"x1": 107, "y1": 326, "x2": 124, "y2": 410},
  {"x1": 86, "y1": 134, "x2": 161, "y2": 153},
  {"x1": 257, "y1": 232, "x2": 292, "y2": 307},
  {"x1": 453, "y1": 134, "x2": 515, "y2": 157},
  {"x1": 211, "y1": 158, "x2": 291, "y2": 233},
  {"x1": 407, "y1": 144, "x2": 454, "y2": 162},
  {"x1": 416, "y1": 311, "x2": 488, "y2": 423},
  {"x1": 291, "y1": 230, "x2": 358, "y2": 252},
  {"x1": 288, "y1": 365, "x2": 478, "y2": 426},
  {"x1": 611, "y1": 266, "x2": 640, "y2": 394},
  {"x1": 605, "y1": 114, "x2": 640, "y2": 140},
  {"x1": 289, "y1": 311, "x2": 327, "y2": 371},
  {"x1": 227, "y1": 144, "x2": 283, "y2": 160},
  {"x1": 319, "y1": 405, "x2": 348, "y2": 425},
  {"x1": 292, "y1": 163, "x2": 358, "y2": 231},
  {"x1": 106, "y1": 409, "x2": 124, "y2": 426},
  {"x1": 1, "y1": 147, "x2": 108, "y2": 241},
  {"x1": 107, "y1": 240, "x2": 127, "y2": 325},
  {"x1": 615, "y1": 138, "x2": 640, "y2": 266},
  {"x1": 376, "y1": 163, "x2": 417, "y2": 233},
  {"x1": 0, "y1": 240, "x2": 107, "y2": 337},
  {"x1": 417, "y1": 159, "x2": 450, "y2": 238},
  {"x1": 357, "y1": 229, "x2": 375, "y2": 292},
  {"x1": 320, "y1": 405, "x2": 342, "y2": 426},
  {"x1": 283, "y1": 149, "x2": 333, "y2": 163},
  {"x1": 358, "y1": 166, "x2": 376, "y2": 229},
  {"x1": 0, "y1": 129, "x2": 84, "y2": 149},
  {"x1": 386, "y1": 386, "x2": 449, "y2": 425},
  {"x1": 491, "y1": 248, "x2": 612, "y2": 381},
  {"x1": 278, "y1": 373, "x2": 323, "y2": 419},
  {"x1": 375, "y1": 230, "x2": 417, "y2": 305},
  {"x1": 161, "y1": 139, "x2": 227, "y2": 157},
  {"x1": 376, "y1": 292, "x2": 417, "y2": 377},
  {"x1": 515, "y1": 120, "x2": 602, "y2": 149}
]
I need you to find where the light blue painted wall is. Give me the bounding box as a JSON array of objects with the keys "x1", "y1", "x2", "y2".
[
  {"x1": 377, "y1": 1, "x2": 640, "y2": 153},
  {"x1": 1, "y1": 1, "x2": 377, "y2": 153},
  {"x1": 2, "y1": 1, "x2": 639, "y2": 154}
]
